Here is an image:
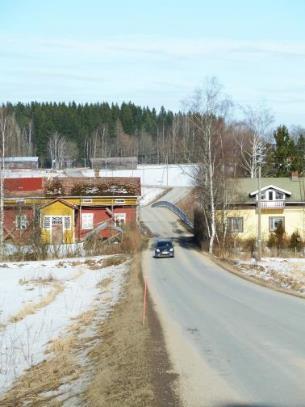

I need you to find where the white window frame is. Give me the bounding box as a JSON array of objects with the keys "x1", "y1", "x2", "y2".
[
  {"x1": 269, "y1": 216, "x2": 285, "y2": 232},
  {"x1": 43, "y1": 216, "x2": 51, "y2": 229},
  {"x1": 227, "y1": 217, "x2": 243, "y2": 233},
  {"x1": 256, "y1": 189, "x2": 285, "y2": 201},
  {"x1": 82, "y1": 213, "x2": 94, "y2": 230},
  {"x1": 52, "y1": 216, "x2": 63, "y2": 225},
  {"x1": 16, "y1": 215, "x2": 28, "y2": 230},
  {"x1": 64, "y1": 216, "x2": 71, "y2": 230},
  {"x1": 114, "y1": 213, "x2": 126, "y2": 227}
]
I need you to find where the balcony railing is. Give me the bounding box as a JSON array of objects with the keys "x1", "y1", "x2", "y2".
[{"x1": 257, "y1": 200, "x2": 285, "y2": 209}]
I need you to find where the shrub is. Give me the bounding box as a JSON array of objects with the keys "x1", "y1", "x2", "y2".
[
  {"x1": 289, "y1": 230, "x2": 303, "y2": 251},
  {"x1": 241, "y1": 237, "x2": 256, "y2": 255},
  {"x1": 267, "y1": 233, "x2": 277, "y2": 248},
  {"x1": 44, "y1": 178, "x2": 64, "y2": 196},
  {"x1": 267, "y1": 223, "x2": 288, "y2": 255}
]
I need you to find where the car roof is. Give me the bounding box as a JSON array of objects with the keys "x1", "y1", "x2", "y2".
[{"x1": 156, "y1": 239, "x2": 173, "y2": 244}]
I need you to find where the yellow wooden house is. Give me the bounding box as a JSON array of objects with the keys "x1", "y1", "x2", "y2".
[
  {"x1": 225, "y1": 177, "x2": 305, "y2": 241},
  {"x1": 40, "y1": 199, "x2": 76, "y2": 244}
]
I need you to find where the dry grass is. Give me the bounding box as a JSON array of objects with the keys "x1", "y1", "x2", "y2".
[
  {"x1": 9, "y1": 281, "x2": 63, "y2": 324},
  {"x1": 176, "y1": 189, "x2": 196, "y2": 221},
  {"x1": 84, "y1": 255, "x2": 180, "y2": 407},
  {"x1": 102, "y1": 255, "x2": 126, "y2": 268},
  {"x1": 0, "y1": 305, "x2": 101, "y2": 406},
  {"x1": 85, "y1": 255, "x2": 155, "y2": 407},
  {"x1": 0, "y1": 352, "x2": 81, "y2": 406},
  {"x1": 0, "y1": 249, "x2": 179, "y2": 406},
  {"x1": 96, "y1": 277, "x2": 112, "y2": 290},
  {"x1": 47, "y1": 335, "x2": 77, "y2": 354}
]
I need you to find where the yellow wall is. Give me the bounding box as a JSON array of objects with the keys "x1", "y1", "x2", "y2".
[
  {"x1": 5, "y1": 196, "x2": 138, "y2": 207},
  {"x1": 225, "y1": 207, "x2": 305, "y2": 241},
  {"x1": 40, "y1": 201, "x2": 74, "y2": 244}
]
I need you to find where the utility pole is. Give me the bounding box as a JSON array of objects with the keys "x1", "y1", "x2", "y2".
[
  {"x1": 166, "y1": 153, "x2": 169, "y2": 187},
  {"x1": 257, "y1": 148, "x2": 263, "y2": 261},
  {"x1": 0, "y1": 111, "x2": 5, "y2": 260}
]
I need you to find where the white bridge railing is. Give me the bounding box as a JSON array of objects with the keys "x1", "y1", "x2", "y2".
[{"x1": 151, "y1": 200, "x2": 194, "y2": 229}]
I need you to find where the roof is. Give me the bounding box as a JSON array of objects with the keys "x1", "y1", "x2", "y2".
[
  {"x1": 4, "y1": 176, "x2": 141, "y2": 198},
  {"x1": 249, "y1": 185, "x2": 292, "y2": 197},
  {"x1": 231, "y1": 178, "x2": 305, "y2": 204},
  {"x1": 4, "y1": 157, "x2": 38, "y2": 162},
  {"x1": 40, "y1": 198, "x2": 77, "y2": 210}
]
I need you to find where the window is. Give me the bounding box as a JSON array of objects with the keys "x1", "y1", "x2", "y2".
[
  {"x1": 82, "y1": 213, "x2": 94, "y2": 230},
  {"x1": 227, "y1": 217, "x2": 243, "y2": 233},
  {"x1": 269, "y1": 217, "x2": 285, "y2": 232},
  {"x1": 114, "y1": 213, "x2": 126, "y2": 227},
  {"x1": 16, "y1": 215, "x2": 28, "y2": 230},
  {"x1": 275, "y1": 191, "x2": 284, "y2": 200},
  {"x1": 52, "y1": 216, "x2": 62, "y2": 225},
  {"x1": 43, "y1": 216, "x2": 51, "y2": 229},
  {"x1": 256, "y1": 189, "x2": 286, "y2": 201},
  {"x1": 64, "y1": 216, "x2": 71, "y2": 230}
]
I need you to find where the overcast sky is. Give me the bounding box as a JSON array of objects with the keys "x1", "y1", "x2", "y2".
[{"x1": 1, "y1": 0, "x2": 305, "y2": 126}]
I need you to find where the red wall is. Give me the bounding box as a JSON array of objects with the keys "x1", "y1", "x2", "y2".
[
  {"x1": 4, "y1": 207, "x2": 35, "y2": 243},
  {"x1": 5, "y1": 178, "x2": 43, "y2": 193},
  {"x1": 75, "y1": 206, "x2": 136, "y2": 240}
]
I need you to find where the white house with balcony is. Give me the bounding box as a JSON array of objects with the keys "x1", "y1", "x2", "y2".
[{"x1": 225, "y1": 177, "x2": 305, "y2": 241}]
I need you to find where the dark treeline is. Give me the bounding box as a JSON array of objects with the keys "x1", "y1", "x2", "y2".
[
  {"x1": 5, "y1": 101, "x2": 197, "y2": 166},
  {"x1": 2, "y1": 101, "x2": 305, "y2": 177}
]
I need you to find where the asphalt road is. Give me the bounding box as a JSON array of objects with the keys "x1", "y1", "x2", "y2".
[{"x1": 141, "y1": 202, "x2": 305, "y2": 407}]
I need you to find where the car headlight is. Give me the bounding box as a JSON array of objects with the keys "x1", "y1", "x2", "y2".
[
  {"x1": 156, "y1": 248, "x2": 160, "y2": 252},
  {"x1": 170, "y1": 248, "x2": 173, "y2": 252}
]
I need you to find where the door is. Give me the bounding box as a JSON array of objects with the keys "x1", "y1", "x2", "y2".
[{"x1": 52, "y1": 216, "x2": 63, "y2": 244}]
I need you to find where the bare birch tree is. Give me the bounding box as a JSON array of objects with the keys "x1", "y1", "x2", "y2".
[
  {"x1": 0, "y1": 108, "x2": 8, "y2": 259},
  {"x1": 235, "y1": 106, "x2": 273, "y2": 178},
  {"x1": 48, "y1": 132, "x2": 78, "y2": 169},
  {"x1": 187, "y1": 78, "x2": 232, "y2": 254}
]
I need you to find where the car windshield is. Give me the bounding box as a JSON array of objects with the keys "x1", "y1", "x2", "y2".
[{"x1": 156, "y1": 241, "x2": 172, "y2": 250}]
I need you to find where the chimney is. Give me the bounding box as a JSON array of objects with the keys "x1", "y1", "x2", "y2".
[{"x1": 291, "y1": 171, "x2": 299, "y2": 181}]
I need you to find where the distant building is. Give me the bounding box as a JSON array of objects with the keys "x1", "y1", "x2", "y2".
[
  {"x1": 90, "y1": 156, "x2": 137, "y2": 170},
  {"x1": 4, "y1": 157, "x2": 39, "y2": 169}
]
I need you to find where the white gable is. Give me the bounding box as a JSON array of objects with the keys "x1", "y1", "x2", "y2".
[{"x1": 249, "y1": 185, "x2": 291, "y2": 197}]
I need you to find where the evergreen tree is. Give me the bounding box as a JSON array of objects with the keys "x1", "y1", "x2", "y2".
[{"x1": 272, "y1": 126, "x2": 296, "y2": 176}]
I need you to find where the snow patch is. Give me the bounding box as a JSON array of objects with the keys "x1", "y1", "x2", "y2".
[
  {"x1": 236, "y1": 257, "x2": 305, "y2": 294},
  {"x1": 0, "y1": 256, "x2": 127, "y2": 394},
  {"x1": 140, "y1": 187, "x2": 167, "y2": 206}
]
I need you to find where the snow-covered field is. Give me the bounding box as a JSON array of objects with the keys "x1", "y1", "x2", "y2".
[
  {"x1": 237, "y1": 257, "x2": 305, "y2": 294},
  {"x1": 4, "y1": 164, "x2": 196, "y2": 187},
  {"x1": 140, "y1": 186, "x2": 167, "y2": 206},
  {"x1": 99, "y1": 164, "x2": 195, "y2": 186},
  {"x1": 0, "y1": 256, "x2": 128, "y2": 394}
]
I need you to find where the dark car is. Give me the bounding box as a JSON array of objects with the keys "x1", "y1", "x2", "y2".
[{"x1": 154, "y1": 239, "x2": 174, "y2": 258}]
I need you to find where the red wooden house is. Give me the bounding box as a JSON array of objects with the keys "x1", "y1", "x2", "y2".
[{"x1": 3, "y1": 177, "x2": 141, "y2": 244}]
